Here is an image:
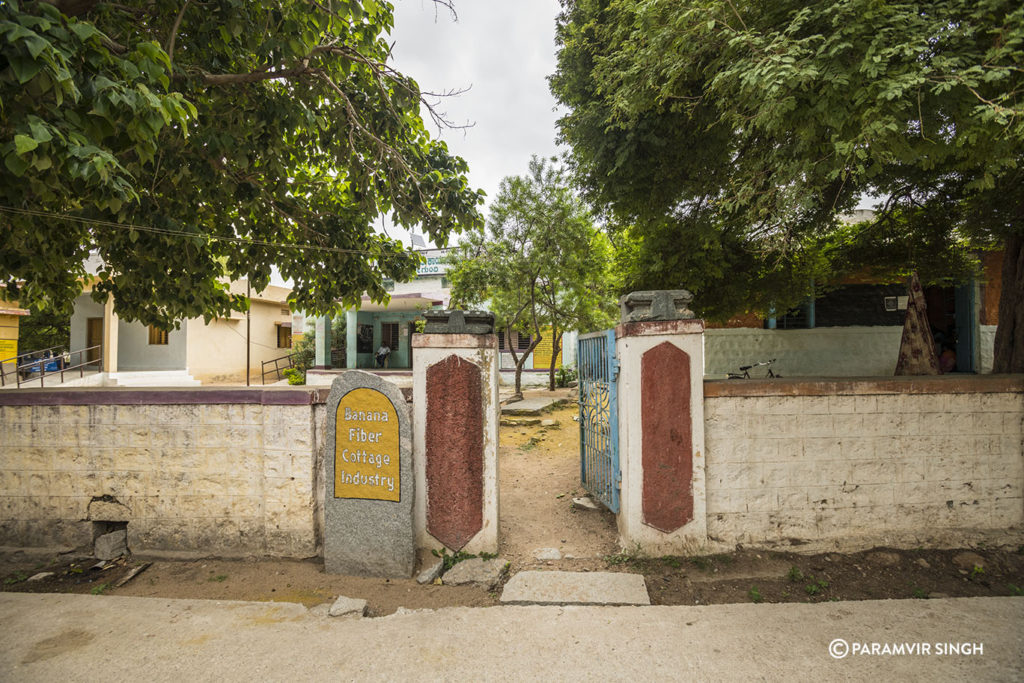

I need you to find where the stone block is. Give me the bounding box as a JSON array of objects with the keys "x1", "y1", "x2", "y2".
[
  {"x1": 94, "y1": 529, "x2": 127, "y2": 560},
  {"x1": 324, "y1": 371, "x2": 414, "y2": 578},
  {"x1": 441, "y1": 557, "x2": 508, "y2": 589},
  {"x1": 328, "y1": 595, "x2": 367, "y2": 617},
  {"x1": 416, "y1": 559, "x2": 443, "y2": 584},
  {"x1": 501, "y1": 571, "x2": 650, "y2": 605}
]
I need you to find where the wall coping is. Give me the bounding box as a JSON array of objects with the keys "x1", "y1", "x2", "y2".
[
  {"x1": 411, "y1": 333, "x2": 497, "y2": 349},
  {"x1": 0, "y1": 386, "x2": 331, "y2": 406},
  {"x1": 616, "y1": 319, "x2": 705, "y2": 338},
  {"x1": 704, "y1": 375, "x2": 1024, "y2": 397}
]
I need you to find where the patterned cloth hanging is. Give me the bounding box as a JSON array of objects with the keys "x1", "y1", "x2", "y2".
[{"x1": 895, "y1": 271, "x2": 941, "y2": 375}]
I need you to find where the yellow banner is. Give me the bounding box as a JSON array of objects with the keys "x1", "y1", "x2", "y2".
[
  {"x1": 0, "y1": 339, "x2": 16, "y2": 362},
  {"x1": 531, "y1": 329, "x2": 562, "y2": 370},
  {"x1": 335, "y1": 388, "x2": 400, "y2": 501}
]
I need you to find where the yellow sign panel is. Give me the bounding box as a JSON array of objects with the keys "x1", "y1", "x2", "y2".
[
  {"x1": 531, "y1": 330, "x2": 563, "y2": 370},
  {"x1": 335, "y1": 388, "x2": 400, "y2": 501},
  {"x1": 0, "y1": 339, "x2": 16, "y2": 362}
]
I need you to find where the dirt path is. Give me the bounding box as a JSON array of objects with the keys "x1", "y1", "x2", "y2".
[{"x1": 498, "y1": 402, "x2": 620, "y2": 571}]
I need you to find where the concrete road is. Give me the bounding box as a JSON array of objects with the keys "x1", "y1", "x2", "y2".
[{"x1": 1, "y1": 593, "x2": 1021, "y2": 681}]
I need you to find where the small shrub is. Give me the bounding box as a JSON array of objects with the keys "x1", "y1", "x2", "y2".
[
  {"x1": 90, "y1": 583, "x2": 109, "y2": 595},
  {"x1": 787, "y1": 566, "x2": 804, "y2": 583},
  {"x1": 748, "y1": 586, "x2": 763, "y2": 603}
]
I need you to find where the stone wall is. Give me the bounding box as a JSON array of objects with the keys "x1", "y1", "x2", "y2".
[
  {"x1": 0, "y1": 388, "x2": 328, "y2": 557},
  {"x1": 703, "y1": 377, "x2": 1024, "y2": 550}
]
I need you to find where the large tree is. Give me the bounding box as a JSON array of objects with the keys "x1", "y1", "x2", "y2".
[
  {"x1": 1, "y1": 0, "x2": 483, "y2": 328},
  {"x1": 551, "y1": 0, "x2": 1024, "y2": 371},
  {"x1": 448, "y1": 156, "x2": 616, "y2": 393}
]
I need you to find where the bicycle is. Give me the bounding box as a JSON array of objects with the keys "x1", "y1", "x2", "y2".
[{"x1": 727, "y1": 358, "x2": 780, "y2": 379}]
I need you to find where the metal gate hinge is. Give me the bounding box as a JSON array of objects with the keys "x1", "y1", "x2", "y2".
[{"x1": 610, "y1": 358, "x2": 620, "y2": 380}]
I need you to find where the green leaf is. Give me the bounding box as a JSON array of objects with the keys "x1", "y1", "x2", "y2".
[
  {"x1": 4, "y1": 152, "x2": 31, "y2": 176},
  {"x1": 14, "y1": 134, "x2": 39, "y2": 155}
]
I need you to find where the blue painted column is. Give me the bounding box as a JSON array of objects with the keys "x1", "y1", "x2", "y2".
[
  {"x1": 346, "y1": 309, "x2": 358, "y2": 369},
  {"x1": 314, "y1": 315, "x2": 332, "y2": 368}
]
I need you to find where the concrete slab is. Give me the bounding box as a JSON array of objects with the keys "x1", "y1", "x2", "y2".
[
  {"x1": 3, "y1": 593, "x2": 1020, "y2": 680},
  {"x1": 501, "y1": 397, "x2": 563, "y2": 415},
  {"x1": 501, "y1": 570, "x2": 651, "y2": 605}
]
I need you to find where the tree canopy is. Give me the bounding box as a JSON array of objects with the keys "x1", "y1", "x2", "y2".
[
  {"x1": 551, "y1": 0, "x2": 1024, "y2": 370},
  {"x1": 448, "y1": 156, "x2": 616, "y2": 392},
  {"x1": 1, "y1": 0, "x2": 484, "y2": 328}
]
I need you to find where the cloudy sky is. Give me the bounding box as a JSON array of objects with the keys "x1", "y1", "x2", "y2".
[{"x1": 387, "y1": 0, "x2": 565, "y2": 247}]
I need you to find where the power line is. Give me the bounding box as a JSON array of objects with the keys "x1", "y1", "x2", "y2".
[{"x1": 0, "y1": 205, "x2": 451, "y2": 256}]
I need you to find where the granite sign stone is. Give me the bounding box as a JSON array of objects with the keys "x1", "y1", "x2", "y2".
[{"x1": 324, "y1": 371, "x2": 414, "y2": 577}]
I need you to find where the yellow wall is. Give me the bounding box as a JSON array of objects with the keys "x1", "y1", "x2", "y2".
[
  {"x1": 531, "y1": 327, "x2": 564, "y2": 370},
  {"x1": 1, "y1": 296, "x2": 26, "y2": 368},
  {"x1": 186, "y1": 297, "x2": 292, "y2": 383}
]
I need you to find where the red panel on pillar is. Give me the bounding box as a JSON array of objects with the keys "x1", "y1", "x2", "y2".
[
  {"x1": 641, "y1": 342, "x2": 693, "y2": 533},
  {"x1": 426, "y1": 355, "x2": 484, "y2": 550}
]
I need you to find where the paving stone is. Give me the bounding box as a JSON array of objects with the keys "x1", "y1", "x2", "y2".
[
  {"x1": 533, "y1": 548, "x2": 562, "y2": 561},
  {"x1": 441, "y1": 557, "x2": 509, "y2": 589},
  {"x1": 416, "y1": 559, "x2": 444, "y2": 585},
  {"x1": 328, "y1": 595, "x2": 367, "y2": 618},
  {"x1": 501, "y1": 398, "x2": 558, "y2": 416},
  {"x1": 952, "y1": 552, "x2": 985, "y2": 571},
  {"x1": 572, "y1": 496, "x2": 600, "y2": 510},
  {"x1": 501, "y1": 571, "x2": 650, "y2": 606},
  {"x1": 540, "y1": 419, "x2": 557, "y2": 427},
  {"x1": 94, "y1": 529, "x2": 127, "y2": 560}
]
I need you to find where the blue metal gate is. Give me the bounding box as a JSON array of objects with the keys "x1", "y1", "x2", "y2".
[{"x1": 578, "y1": 329, "x2": 620, "y2": 513}]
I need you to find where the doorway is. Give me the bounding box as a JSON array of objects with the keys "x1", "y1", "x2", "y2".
[{"x1": 86, "y1": 317, "x2": 103, "y2": 364}]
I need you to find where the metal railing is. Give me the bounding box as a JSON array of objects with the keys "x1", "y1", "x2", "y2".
[
  {"x1": 261, "y1": 351, "x2": 298, "y2": 385},
  {"x1": 260, "y1": 347, "x2": 346, "y2": 385},
  {"x1": 0, "y1": 345, "x2": 103, "y2": 388}
]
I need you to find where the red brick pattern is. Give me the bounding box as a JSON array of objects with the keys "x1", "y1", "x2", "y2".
[
  {"x1": 425, "y1": 355, "x2": 484, "y2": 550},
  {"x1": 641, "y1": 342, "x2": 694, "y2": 533}
]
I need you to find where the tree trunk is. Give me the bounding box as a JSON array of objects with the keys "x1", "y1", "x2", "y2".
[
  {"x1": 992, "y1": 234, "x2": 1024, "y2": 373},
  {"x1": 548, "y1": 328, "x2": 562, "y2": 391}
]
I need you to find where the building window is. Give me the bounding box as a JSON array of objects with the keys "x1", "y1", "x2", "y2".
[
  {"x1": 381, "y1": 322, "x2": 399, "y2": 349},
  {"x1": 497, "y1": 329, "x2": 531, "y2": 352},
  {"x1": 277, "y1": 324, "x2": 292, "y2": 349},
  {"x1": 148, "y1": 326, "x2": 168, "y2": 345}
]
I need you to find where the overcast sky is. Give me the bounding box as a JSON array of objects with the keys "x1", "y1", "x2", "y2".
[{"x1": 387, "y1": 0, "x2": 564, "y2": 248}]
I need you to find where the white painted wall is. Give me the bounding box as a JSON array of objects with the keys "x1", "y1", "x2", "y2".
[
  {"x1": 412, "y1": 335, "x2": 500, "y2": 554},
  {"x1": 703, "y1": 388, "x2": 1024, "y2": 551},
  {"x1": 117, "y1": 318, "x2": 187, "y2": 371},
  {"x1": 616, "y1": 322, "x2": 707, "y2": 555}
]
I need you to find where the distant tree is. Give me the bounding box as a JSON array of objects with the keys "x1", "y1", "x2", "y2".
[
  {"x1": 1, "y1": 0, "x2": 483, "y2": 328},
  {"x1": 448, "y1": 156, "x2": 616, "y2": 393},
  {"x1": 17, "y1": 309, "x2": 70, "y2": 353},
  {"x1": 552, "y1": 0, "x2": 1024, "y2": 370}
]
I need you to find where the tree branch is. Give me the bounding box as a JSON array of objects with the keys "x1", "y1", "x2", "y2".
[{"x1": 166, "y1": 0, "x2": 191, "y2": 73}]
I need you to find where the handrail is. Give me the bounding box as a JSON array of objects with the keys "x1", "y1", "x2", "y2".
[
  {"x1": 261, "y1": 352, "x2": 298, "y2": 385},
  {"x1": 0, "y1": 345, "x2": 102, "y2": 388}
]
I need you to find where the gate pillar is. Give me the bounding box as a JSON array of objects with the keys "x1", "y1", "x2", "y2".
[
  {"x1": 412, "y1": 311, "x2": 500, "y2": 554},
  {"x1": 616, "y1": 291, "x2": 708, "y2": 554}
]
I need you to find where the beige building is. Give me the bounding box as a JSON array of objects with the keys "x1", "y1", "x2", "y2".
[{"x1": 69, "y1": 280, "x2": 293, "y2": 385}]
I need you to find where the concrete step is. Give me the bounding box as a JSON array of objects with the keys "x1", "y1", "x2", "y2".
[
  {"x1": 500, "y1": 571, "x2": 650, "y2": 606},
  {"x1": 500, "y1": 397, "x2": 567, "y2": 416},
  {"x1": 109, "y1": 371, "x2": 201, "y2": 387}
]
